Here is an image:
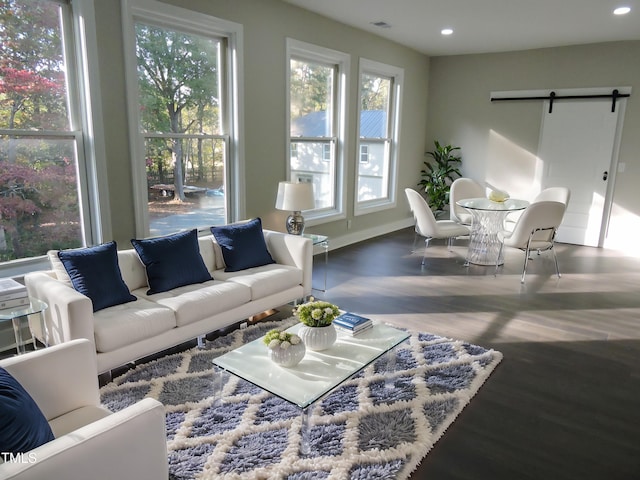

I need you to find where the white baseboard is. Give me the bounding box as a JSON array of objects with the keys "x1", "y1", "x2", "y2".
[{"x1": 324, "y1": 218, "x2": 414, "y2": 252}]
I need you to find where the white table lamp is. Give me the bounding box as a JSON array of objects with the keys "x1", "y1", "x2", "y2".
[{"x1": 275, "y1": 181, "x2": 315, "y2": 235}]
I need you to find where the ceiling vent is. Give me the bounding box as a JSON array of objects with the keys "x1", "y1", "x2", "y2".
[{"x1": 370, "y1": 21, "x2": 392, "y2": 28}]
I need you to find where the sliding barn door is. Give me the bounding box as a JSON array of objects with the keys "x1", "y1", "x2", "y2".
[{"x1": 538, "y1": 99, "x2": 621, "y2": 247}]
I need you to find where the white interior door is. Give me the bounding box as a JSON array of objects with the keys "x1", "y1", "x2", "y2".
[{"x1": 538, "y1": 99, "x2": 620, "y2": 247}]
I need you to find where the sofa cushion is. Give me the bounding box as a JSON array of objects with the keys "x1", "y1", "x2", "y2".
[
  {"x1": 117, "y1": 249, "x2": 148, "y2": 292},
  {"x1": 197, "y1": 235, "x2": 218, "y2": 274},
  {"x1": 48, "y1": 405, "x2": 111, "y2": 438},
  {"x1": 134, "y1": 280, "x2": 251, "y2": 327},
  {"x1": 0, "y1": 367, "x2": 55, "y2": 455},
  {"x1": 93, "y1": 299, "x2": 177, "y2": 353},
  {"x1": 131, "y1": 229, "x2": 213, "y2": 295},
  {"x1": 58, "y1": 242, "x2": 137, "y2": 313},
  {"x1": 213, "y1": 264, "x2": 303, "y2": 300},
  {"x1": 47, "y1": 250, "x2": 72, "y2": 286},
  {"x1": 211, "y1": 218, "x2": 275, "y2": 272}
]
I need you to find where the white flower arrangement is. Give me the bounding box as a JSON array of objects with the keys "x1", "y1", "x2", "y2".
[
  {"x1": 263, "y1": 329, "x2": 302, "y2": 350},
  {"x1": 293, "y1": 297, "x2": 340, "y2": 327}
]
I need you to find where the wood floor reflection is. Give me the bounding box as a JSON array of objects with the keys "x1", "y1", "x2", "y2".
[{"x1": 311, "y1": 227, "x2": 640, "y2": 480}]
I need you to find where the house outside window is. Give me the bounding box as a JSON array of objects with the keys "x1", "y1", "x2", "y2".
[
  {"x1": 122, "y1": 0, "x2": 243, "y2": 237},
  {"x1": 287, "y1": 38, "x2": 348, "y2": 219},
  {"x1": 0, "y1": 0, "x2": 96, "y2": 265},
  {"x1": 355, "y1": 59, "x2": 403, "y2": 215}
]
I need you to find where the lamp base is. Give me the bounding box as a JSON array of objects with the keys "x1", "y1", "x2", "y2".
[{"x1": 286, "y1": 211, "x2": 305, "y2": 235}]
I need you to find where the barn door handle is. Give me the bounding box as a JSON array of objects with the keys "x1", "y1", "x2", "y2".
[{"x1": 602, "y1": 171, "x2": 608, "y2": 180}]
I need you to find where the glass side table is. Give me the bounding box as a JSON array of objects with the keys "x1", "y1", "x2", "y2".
[
  {"x1": 0, "y1": 298, "x2": 48, "y2": 355},
  {"x1": 302, "y1": 233, "x2": 329, "y2": 292}
]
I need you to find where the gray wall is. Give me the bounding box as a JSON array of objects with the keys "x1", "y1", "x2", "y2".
[
  {"x1": 92, "y1": 0, "x2": 430, "y2": 247},
  {"x1": 426, "y1": 41, "x2": 640, "y2": 251}
]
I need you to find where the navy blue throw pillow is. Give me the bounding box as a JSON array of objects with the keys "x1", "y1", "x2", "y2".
[
  {"x1": 0, "y1": 367, "x2": 55, "y2": 455},
  {"x1": 211, "y1": 218, "x2": 275, "y2": 272},
  {"x1": 58, "y1": 241, "x2": 136, "y2": 313},
  {"x1": 131, "y1": 229, "x2": 213, "y2": 295}
]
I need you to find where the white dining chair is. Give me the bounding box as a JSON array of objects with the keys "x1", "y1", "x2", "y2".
[
  {"x1": 533, "y1": 186, "x2": 571, "y2": 205},
  {"x1": 405, "y1": 188, "x2": 470, "y2": 266},
  {"x1": 504, "y1": 186, "x2": 570, "y2": 231},
  {"x1": 449, "y1": 177, "x2": 486, "y2": 225},
  {"x1": 496, "y1": 200, "x2": 566, "y2": 283}
]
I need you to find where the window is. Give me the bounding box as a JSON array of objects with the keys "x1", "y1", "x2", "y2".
[
  {"x1": 287, "y1": 39, "x2": 348, "y2": 220},
  {"x1": 122, "y1": 0, "x2": 243, "y2": 237},
  {"x1": 322, "y1": 143, "x2": 331, "y2": 162},
  {"x1": 360, "y1": 145, "x2": 369, "y2": 163},
  {"x1": 355, "y1": 59, "x2": 403, "y2": 214},
  {"x1": 0, "y1": 0, "x2": 96, "y2": 265}
]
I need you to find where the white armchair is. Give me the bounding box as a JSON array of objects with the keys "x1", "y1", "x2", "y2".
[{"x1": 0, "y1": 340, "x2": 168, "y2": 480}]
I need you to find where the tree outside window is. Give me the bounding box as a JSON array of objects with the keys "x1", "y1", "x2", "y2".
[
  {"x1": 0, "y1": 0, "x2": 84, "y2": 262},
  {"x1": 134, "y1": 22, "x2": 228, "y2": 236}
]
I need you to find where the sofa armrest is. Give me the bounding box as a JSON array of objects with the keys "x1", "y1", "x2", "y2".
[
  {"x1": 24, "y1": 271, "x2": 96, "y2": 349},
  {"x1": 0, "y1": 339, "x2": 99, "y2": 421},
  {"x1": 0, "y1": 398, "x2": 168, "y2": 480},
  {"x1": 264, "y1": 230, "x2": 313, "y2": 296}
]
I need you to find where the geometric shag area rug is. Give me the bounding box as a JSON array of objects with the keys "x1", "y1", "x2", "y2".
[{"x1": 100, "y1": 317, "x2": 502, "y2": 479}]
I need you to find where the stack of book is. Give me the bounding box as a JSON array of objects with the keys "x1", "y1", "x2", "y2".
[
  {"x1": 0, "y1": 278, "x2": 30, "y2": 310},
  {"x1": 333, "y1": 312, "x2": 373, "y2": 336}
]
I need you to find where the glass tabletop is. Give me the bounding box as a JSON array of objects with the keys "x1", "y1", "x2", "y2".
[
  {"x1": 0, "y1": 298, "x2": 48, "y2": 320},
  {"x1": 457, "y1": 197, "x2": 529, "y2": 211},
  {"x1": 212, "y1": 322, "x2": 410, "y2": 408},
  {"x1": 302, "y1": 233, "x2": 328, "y2": 245}
]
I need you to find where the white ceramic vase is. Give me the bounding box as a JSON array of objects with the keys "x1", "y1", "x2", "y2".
[
  {"x1": 298, "y1": 324, "x2": 337, "y2": 351},
  {"x1": 268, "y1": 341, "x2": 306, "y2": 367}
]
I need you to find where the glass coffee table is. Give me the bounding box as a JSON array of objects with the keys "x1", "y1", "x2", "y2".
[{"x1": 212, "y1": 322, "x2": 410, "y2": 454}]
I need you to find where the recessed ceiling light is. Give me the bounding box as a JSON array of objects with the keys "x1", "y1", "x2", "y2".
[
  {"x1": 441, "y1": 28, "x2": 454, "y2": 36},
  {"x1": 613, "y1": 6, "x2": 631, "y2": 15}
]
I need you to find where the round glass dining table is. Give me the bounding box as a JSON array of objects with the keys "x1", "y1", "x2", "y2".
[{"x1": 456, "y1": 197, "x2": 529, "y2": 265}]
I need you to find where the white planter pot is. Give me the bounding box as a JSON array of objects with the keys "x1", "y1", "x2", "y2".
[
  {"x1": 298, "y1": 324, "x2": 337, "y2": 351},
  {"x1": 268, "y1": 341, "x2": 306, "y2": 367}
]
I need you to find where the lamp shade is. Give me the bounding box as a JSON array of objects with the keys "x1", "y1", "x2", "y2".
[{"x1": 275, "y1": 181, "x2": 315, "y2": 211}]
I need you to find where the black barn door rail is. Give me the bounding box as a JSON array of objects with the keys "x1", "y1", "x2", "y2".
[{"x1": 491, "y1": 89, "x2": 630, "y2": 113}]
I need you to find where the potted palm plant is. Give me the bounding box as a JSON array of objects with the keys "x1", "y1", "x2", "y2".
[{"x1": 418, "y1": 140, "x2": 462, "y2": 214}]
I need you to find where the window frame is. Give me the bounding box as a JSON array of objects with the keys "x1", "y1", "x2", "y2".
[
  {"x1": 121, "y1": 0, "x2": 244, "y2": 238},
  {"x1": 354, "y1": 58, "x2": 403, "y2": 216},
  {"x1": 286, "y1": 38, "x2": 349, "y2": 225}
]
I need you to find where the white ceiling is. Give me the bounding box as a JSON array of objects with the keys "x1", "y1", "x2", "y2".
[{"x1": 281, "y1": 0, "x2": 640, "y2": 56}]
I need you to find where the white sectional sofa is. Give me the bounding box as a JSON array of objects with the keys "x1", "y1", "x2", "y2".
[{"x1": 25, "y1": 225, "x2": 312, "y2": 374}]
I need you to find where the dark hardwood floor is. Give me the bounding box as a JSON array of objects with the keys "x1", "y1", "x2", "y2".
[
  {"x1": 5, "y1": 227, "x2": 638, "y2": 479},
  {"x1": 310, "y1": 227, "x2": 640, "y2": 480}
]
